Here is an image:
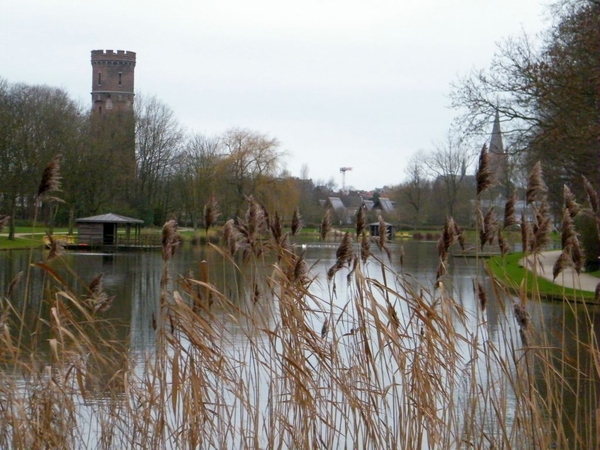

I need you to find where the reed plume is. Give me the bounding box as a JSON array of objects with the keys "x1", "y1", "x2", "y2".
[
  {"x1": 45, "y1": 232, "x2": 64, "y2": 261},
  {"x1": 552, "y1": 251, "x2": 571, "y2": 281},
  {"x1": 203, "y1": 193, "x2": 219, "y2": 236},
  {"x1": 474, "y1": 281, "x2": 487, "y2": 311},
  {"x1": 561, "y1": 207, "x2": 575, "y2": 250},
  {"x1": 87, "y1": 273, "x2": 116, "y2": 313},
  {"x1": 36, "y1": 154, "x2": 62, "y2": 204},
  {"x1": 270, "y1": 211, "x2": 283, "y2": 243},
  {"x1": 562, "y1": 185, "x2": 580, "y2": 218},
  {"x1": 327, "y1": 232, "x2": 353, "y2": 280},
  {"x1": 503, "y1": 192, "x2": 517, "y2": 228},
  {"x1": 583, "y1": 175, "x2": 599, "y2": 215},
  {"x1": 5, "y1": 270, "x2": 23, "y2": 297},
  {"x1": 245, "y1": 195, "x2": 264, "y2": 242},
  {"x1": 454, "y1": 220, "x2": 466, "y2": 251},
  {"x1": 162, "y1": 219, "x2": 180, "y2": 261},
  {"x1": 436, "y1": 217, "x2": 457, "y2": 281},
  {"x1": 498, "y1": 229, "x2": 510, "y2": 256},
  {"x1": 360, "y1": 231, "x2": 371, "y2": 263},
  {"x1": 532, "y1": 199, "x2": 551, "y2": 253},
  {"x1": 526, "y1": 162, "x2": 547, "y2": 205},
  {"x1": 222, "y1": 219, "x2": 239, "y2": 256},
  {"x1": 479, "y1": 208, "x2": 497, "y2": 250},
  {"x1": 320, "y1": 209, "x2": 331, "y2": 241},
  {"x1": 320, "y1": 318, "x2": 329, "y2": 339},
  {"x1": 356, "y1": 205, "x2": 366, "y2": 238},
  {"x1": 476, "y1": 143, "x2": 493, "y2": 196},
  {"x1": 377, "y1": 215, "x2": 391, "y2": 260},
  {"x1": 0, "y1": 215, "x2": 9, "y2": 232},
  {"x1": 291, "y1": 207, "x2": 302, "y2": 237},
  {"x1": 521, "y1": 211, "x2": 531, "y2": 253}
]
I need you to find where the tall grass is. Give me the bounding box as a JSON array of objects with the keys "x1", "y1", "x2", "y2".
[{"x1": 0, "y1": 159, "x2": 599, "y2": 448}]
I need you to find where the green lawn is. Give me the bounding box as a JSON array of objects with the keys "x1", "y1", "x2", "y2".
[{"x1": 486, "y1": 251, "x2": 596, "y2": 301}]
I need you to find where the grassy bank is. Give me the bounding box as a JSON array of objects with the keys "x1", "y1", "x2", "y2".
[{"x1": 487, "y1": 251, "x2": 597, "y2": 301}]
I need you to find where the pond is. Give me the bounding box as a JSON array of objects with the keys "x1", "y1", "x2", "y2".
[{"x1": 0, "y1": 239, "x2": 597, "y2": 448}]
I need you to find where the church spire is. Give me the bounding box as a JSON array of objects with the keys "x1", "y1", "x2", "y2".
[{"x1": 489, "y1": 110, "x2": 504, "y2": 155}]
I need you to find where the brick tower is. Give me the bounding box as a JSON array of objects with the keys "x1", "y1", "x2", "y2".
[{"x1": 90, "y1": 49, "x2": 136, "y2": 114}]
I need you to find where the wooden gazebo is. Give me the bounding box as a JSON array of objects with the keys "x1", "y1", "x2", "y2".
[
  {"x1": 76, "y1": 213, "x2": 144, "y2": 246},
  {"x1": 369, "y1": 221, "x2": 397, "y2": 241}
]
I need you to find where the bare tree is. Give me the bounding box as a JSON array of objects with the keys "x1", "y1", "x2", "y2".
[
  {"x1": 135, "y1": 94, "x2": 184, "y2": 223},
  {"x1": 423, "y1": 133, "x2": 476, "y2": 222},
  {"x1": 172, "y1": 133, "x2": 222, "y2": 227},
  {"x1": 395, "y1": 154, "x2": 431, "y2": 229}
]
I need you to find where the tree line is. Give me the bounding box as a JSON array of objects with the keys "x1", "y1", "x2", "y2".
[{"x1": 0, "y1": 81, "x2": 304, "y2": 237}]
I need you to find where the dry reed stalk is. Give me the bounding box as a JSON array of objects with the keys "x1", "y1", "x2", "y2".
[
  {"x1": 36, "y1": 154, "x2": 62, "y2": 204},
  {"x1": 203, "y1": 193, "x2": 219, "y2": 235},
  {"x1": 320, "y1": 209, "x2": 331, "y2": 241},
  {"x1": 5, "y1": 271, "x2": 23, "y2": 297},
  {"x1": 503, "y1": 192, "x2": 518, "y2": 228},
  {"x1": 291, "y1": 207, "x2": 302, "y2": 236},
  {"x1": 476, "y1": 143, "x2": 493, "y2": 196},
  {"x1": 526, "y1": 161, "x2": 547, "y2": 205}
]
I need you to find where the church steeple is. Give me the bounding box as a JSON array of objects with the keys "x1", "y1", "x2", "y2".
[
  {"x1": 488, "y1": 109, "x2": 509, "y2": 194},
  {"x1": 489, "y1": 110, "x2": 504, "y2": 155}
]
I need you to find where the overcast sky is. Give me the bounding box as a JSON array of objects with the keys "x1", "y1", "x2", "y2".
[{"x1": 1, "y1": 0, "x2": 548, "y2": 191}]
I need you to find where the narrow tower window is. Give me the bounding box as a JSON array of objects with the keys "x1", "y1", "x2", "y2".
[
  {"x1": 118, "y1": 72, "x2": 122, "y2": 86},
  {"x1": 98, "y1": 72, "x2": 102, "y2": 86}
]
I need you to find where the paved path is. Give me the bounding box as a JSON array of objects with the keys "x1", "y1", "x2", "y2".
[{"x1": 522, "y1": 250, "x2": 599, "y2": 293}]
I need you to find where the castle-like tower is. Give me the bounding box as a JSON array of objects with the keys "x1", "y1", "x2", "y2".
[{"x1": 91, "y1": 50, "x2": 136, "y2": 114}]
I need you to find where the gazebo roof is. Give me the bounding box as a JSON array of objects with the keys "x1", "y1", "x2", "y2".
[{"x1": 76, "y1": 213, "x2": 144, "y2": 224}]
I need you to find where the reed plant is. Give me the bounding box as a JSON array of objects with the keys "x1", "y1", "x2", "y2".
[{"x1": 0, "y1": 158, "x2": 599, "y2": 449}]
